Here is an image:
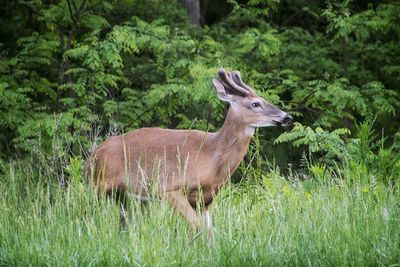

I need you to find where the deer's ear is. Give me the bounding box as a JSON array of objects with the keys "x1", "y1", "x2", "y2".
[{"x1": 212, "y1": 78, "x2": 233, "y2": 103}]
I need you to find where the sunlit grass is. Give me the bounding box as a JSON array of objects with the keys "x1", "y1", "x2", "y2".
[{"x1": 0, "y1": 159, "x2": 399, "y2": 266}]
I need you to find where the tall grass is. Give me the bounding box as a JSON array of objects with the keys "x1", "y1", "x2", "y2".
[{"x1": 0, "y1": 154, "x2": 399, "y2": 266}]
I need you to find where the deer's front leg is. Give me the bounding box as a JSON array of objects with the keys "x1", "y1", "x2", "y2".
[
  {"x1": 203, "y1": 208, "x2": 214, "y2": 240},
  {"x1": 166, "y1": 190, "x2": 202, "y2": 230}
]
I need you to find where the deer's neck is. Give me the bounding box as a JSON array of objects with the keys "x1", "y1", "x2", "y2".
[{"x1": 211, "y1": 106, "x2": 254, "y2": 177}]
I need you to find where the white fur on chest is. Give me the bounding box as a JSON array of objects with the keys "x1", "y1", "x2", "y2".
[{"x1": 244, "y1": 126, "x2": 255, "y2": 136}]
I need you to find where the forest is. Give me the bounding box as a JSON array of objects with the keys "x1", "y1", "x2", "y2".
[{"x1": 0, "y1": 0, "x2": 399, "y2": 266}]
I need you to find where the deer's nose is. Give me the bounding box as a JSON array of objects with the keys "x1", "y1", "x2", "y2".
[{"x1": 282, "y1": 114, "x2": 293, "y2": 125}]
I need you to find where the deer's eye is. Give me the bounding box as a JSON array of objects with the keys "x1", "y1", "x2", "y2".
[{"x1": 251, "y1": 102, "x2": 261, "y2": 108}]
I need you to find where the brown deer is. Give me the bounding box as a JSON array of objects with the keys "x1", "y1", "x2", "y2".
[{"x1": 86, "y1": 69, "x2": 292, "y2": 236}]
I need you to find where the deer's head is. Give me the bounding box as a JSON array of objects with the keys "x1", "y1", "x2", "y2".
[{"x1": 212, "y1": 69, "x2": 292, "y2": 128}]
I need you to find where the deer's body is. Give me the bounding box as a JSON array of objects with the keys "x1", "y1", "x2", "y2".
[
  {"x1": 92, "y1": 109, "x2": 251, "y2": 208},
  {"x1": 87, "y1": 69, "x2": 292, "y2": 233}
]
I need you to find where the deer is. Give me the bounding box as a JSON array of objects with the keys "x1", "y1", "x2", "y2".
[{"x1": 85, "y1": 68, "x2": 292, "y2": 238}]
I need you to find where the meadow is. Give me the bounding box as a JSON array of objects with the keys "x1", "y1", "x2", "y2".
[{"x1": 1, "y1": 152, "x2": 399, "y2": 266}]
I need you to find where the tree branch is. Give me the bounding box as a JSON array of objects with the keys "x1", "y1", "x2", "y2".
[{"x1": 66, "y1": 0, "x2": 77, "y2": 24}]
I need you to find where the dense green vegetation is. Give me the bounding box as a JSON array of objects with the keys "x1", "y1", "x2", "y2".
[{"x1": 1, "y1": 0, "x2": 399, "y2": 265}]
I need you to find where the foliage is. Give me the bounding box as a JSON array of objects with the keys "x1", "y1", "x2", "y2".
[
  {"x1": 274, "y1": 122, "x2": 350, "y2": 159},
  {"x1": 0, "y1": 0, "x2": 399, "y2": 179},
  {"x1": 274, "y1": 120, "x2": 400, "y2": 184},
  {"x1": 346, "y1": 121, "x2": 400, "y2": 184}
]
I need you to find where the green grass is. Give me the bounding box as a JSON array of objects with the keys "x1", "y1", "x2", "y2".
[{"x1": 0, "y1": 160, "x2": 399, "y2": 266}]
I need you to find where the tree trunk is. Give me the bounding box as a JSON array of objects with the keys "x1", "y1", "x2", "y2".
[
  {"x1": 180, "y1": 0, "x2": 201, "y2": 26},
  {"x1": 341, "y1": 39, "x2": 351, "y2": 129}
]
